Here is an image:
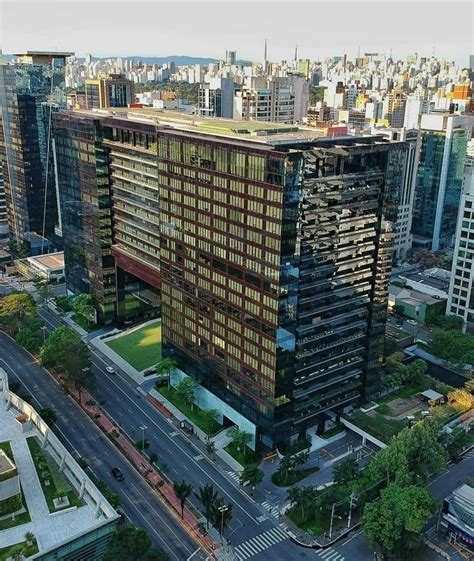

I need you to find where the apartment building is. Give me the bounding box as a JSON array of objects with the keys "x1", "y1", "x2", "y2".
[
  {"x1": 54, "y1": 109, "x2": 404, "y2": 448},
  {"x1": 233, "y1": 77, "x2": 295, "y2": 123},
  {"x1": 447, "y1": 139, "x2": 474, "y2": 333},
  {"x1": 85, "y1": 73, "x2": 135, "y2": 109}
]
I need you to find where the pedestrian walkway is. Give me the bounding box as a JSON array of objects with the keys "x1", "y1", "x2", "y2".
[
  {"x1": 233, "y1": 527, "x2": 288, "y2": 560},
  {"x1": 316, "y1": 546, "x2": 345, "y2": 561},
  {"x1": 227, "y1": 471, "x2": 241, "y2": 484}
]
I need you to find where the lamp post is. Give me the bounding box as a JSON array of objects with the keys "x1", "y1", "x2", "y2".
[
  {"x1": 218, "y1": 504, "x2": 229, "y2": 542},
  {"x1": 41, "y1": 325, "x2": 47, "y2": 343},
  {"x1": 140, "y1": 425, "x2": 147, "y2": 451}
]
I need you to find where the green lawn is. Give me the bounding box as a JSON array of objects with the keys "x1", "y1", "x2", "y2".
[
  {"x1": 106, "y1": 321, "x2": 162, "y2": 371},
  {"x1": 350, "y1": 411, "x2": 405, "y2": 443},
  {"x1": 156, "y1": 385, "x2": 221, "y2": 436},
  {"x1": 0, "y1": 539, "x2": 38, "y2": 561},
  {"x1": 0, "y1": 441, "x2": 13, "y2": 461},
  {"x1": 26, "y1": 437, "x2": 82, "y2": 513},
  {"x1": 271, "y1": 467, "x2": 319, "y2": 487},
  {"x1": 0, "y1": 499, "x2": 30, "y2": 531},
  {"x1": 286, "y1": 506, "x2": 331, "y2": 536},
  {"x1": 224, "y1": 442, "x2": 261, "y2": 468}
]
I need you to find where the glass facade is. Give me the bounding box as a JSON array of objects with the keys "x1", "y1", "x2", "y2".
[
  {"x1": 55, "y1": 111, "x2": 401, "y2": 447},
  {"x1": 53, "y1": 112, "x2": 116, "y2": 323},
  {"x1": 0, "y1": 55, "x2": 69, "y2": 247}
]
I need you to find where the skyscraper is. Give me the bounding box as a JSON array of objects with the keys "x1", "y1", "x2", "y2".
[
  {"x1": 0, "y1": 51, "x2": 72, "y2": 251},
  {"x1": 412, "y1": 113, "x2": 473, "y2": 251},
  {"x1": 55, "y1": 108, "x2": 403, "y2": 448},
  {"x1": 447, "y1": 139, "x2": 474, "y2": 333}
]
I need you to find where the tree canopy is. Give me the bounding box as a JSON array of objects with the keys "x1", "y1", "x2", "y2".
[
  {"x1": 362, "y1": 483, "x2": 437, "y2": 560},
  {"x1": 104, "y1": 524, "x2": 168, "y2": 561},
  {"x1": 0, "y1": 292, "x2": 38, "y2": 334},
  {"x1": 429, "y1": 328, "x2": 474, "y2": 366}
]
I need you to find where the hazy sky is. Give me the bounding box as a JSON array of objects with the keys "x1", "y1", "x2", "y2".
[{"x1": 1, "y1": 0, "x2": 472, "y2": 65}]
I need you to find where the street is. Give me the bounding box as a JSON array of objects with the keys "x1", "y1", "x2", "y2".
[
  {"x1": 36, "y1": 307, "x2": 328, "y2": 561},
  {"x1": 0, "y1": 331, "x2": 200, "y2": 561}
]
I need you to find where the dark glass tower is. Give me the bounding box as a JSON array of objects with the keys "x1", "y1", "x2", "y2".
[{"x1": 0, "y1": 51, "x2": 72, "y2": 251}]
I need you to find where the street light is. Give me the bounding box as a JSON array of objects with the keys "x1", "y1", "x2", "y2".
[
  {"x1": 140, "y1": 425, "x2": 147, "y2": 451},
  {"x1": 41, "y1": 325, "x2": 47, "y2": 343},
  {"x1": 218, "y1": 504, "x2": 229, "y2": 542}
]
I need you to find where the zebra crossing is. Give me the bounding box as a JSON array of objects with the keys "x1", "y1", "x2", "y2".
[
  {"x1": 234, "y1": 527, "x2": 288, "y2": 560},
  {"x1": 462, "y1": 447, "x2": 474, "y2": 459},
  {"x1": 261, "y1": 500, "x2": 280, "y2": 518},
  {"x1": 316, "y1": 546, "x2": 345, "y2": 561},
  {"x1": 227, "y1": 470, "x2": 242, "y2": 484}
]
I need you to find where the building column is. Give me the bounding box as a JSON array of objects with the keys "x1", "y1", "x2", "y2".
[
  {"x1": 79, "y1": 478, "x2": 87, "y2": 499},
  {"x1": 95, "y1": 499, "x2": 102, "y2": 518},
  {"x1": 59, "y1": 452, "x2": 67, "y2": 472},
  {"x1": 41, "y1": 429, "x2": 49, "y2": 448}
]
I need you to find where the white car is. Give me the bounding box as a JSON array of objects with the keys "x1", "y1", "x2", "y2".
[
  {"x1": 407, "y1": 319, "x2": 418, "y2": 325},
  {"x1": 105, "y1": 366, "x2": 115, "y2": 374}
]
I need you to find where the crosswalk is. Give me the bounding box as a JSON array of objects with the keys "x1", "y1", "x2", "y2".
[
  {"x1": 316, "y1": 546, "x2": 345, "y2": 561},
  {"x1": 227, "y1": 470, "x2": 241, "y2": 484},
  {"x1": 234, "y1": 527, "x2": 288, "y2": 560},
  {"x1": 462, "y1": 447, "x2": 474, "y2": 459},
  {"x1": 261, "y1": 500, "x2": 280, "y2": 518}
]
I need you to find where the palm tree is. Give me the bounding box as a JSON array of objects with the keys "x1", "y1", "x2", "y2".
[
  {"x1": 173, "y1": 480, "x2": 193, "y2": 518},
  {"x1": 156, "y1": 357, "x2": 177, "y2": 389},
  {"x1": 196, "y1": 483, "x2": 218, "y2": 529},
  {"x1": 240, "y1": 464, "x2": 263, "y2": 493},
  {"x1": 228, "y1": 427, "x2": 252, "y2": 458}
]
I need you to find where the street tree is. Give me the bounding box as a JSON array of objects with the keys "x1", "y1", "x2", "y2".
[
  {"x1": 292, "y1": 449, "x2": 310, "y2": 469},
  {"x1": 196, "y1": 483, "x2": 218, "y2": 529},
  {"x1": 361, "y1": 483, "x2": 437, "y2": 560},
  {"x1": 176, "y1": 377, "x2": 199, "y2": 411},
  {"x1": 39, "y1": 407, "x2": 57, "y2": 425},
  {"x1": 0, "y1": 292, "x2": 37, "y2": 334},
  {"x1": 276, "y1": 454, "x2": 293, "y2": 485},
  {"x1": 333, "y1": 458, "x2": 359, "y2": 486},
  {"x1": 72, "y1": 294, "x2": 95, "y2": 326},
  {"x1": 201, "y1": 408, "x2": 218, "y2": 426},
  {"x1": 39, "y1": 326, "x2": 91, "y2": 399},
  {"x1": 103, "y1": 524, "x2": 168, "y2": 561},
  {"x1": 173, "y1": 480, "x2": 193, "y2": 519},
  {"x1": 228, "y1": 427, "x2": 252, "y2": 457},
  {"x1": 155, "y1": 357, "x2": 177, "y2": 389},
  {"x1": 239, "y1": 464, "x2": 263, "y2": 492}
]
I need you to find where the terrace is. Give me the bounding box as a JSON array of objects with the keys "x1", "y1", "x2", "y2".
[{"x1": 0, "y1": 369, "x2": 118, "y2": 558}]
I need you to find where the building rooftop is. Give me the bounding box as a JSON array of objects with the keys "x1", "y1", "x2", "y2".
[
  {"x1": 402, "y1": 272, "x2": 449, "y2": 293},
  {"x1": 27, "y1": 252, "x2": 64, "y2": 270},
  {"x1": 71, "y1": 107, "x2": 395, "y2": 147},
  {"x1": 0, "y1": 368, "x2": 118, "y2": 557},
  {"x1": 13, "y1": 51, "x2": 74, "y2": 58}
]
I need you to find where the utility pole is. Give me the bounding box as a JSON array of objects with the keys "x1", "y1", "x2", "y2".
[
  {"x1": 329, "y1": 502, "x2": 336, "y2": 539},
  {"x1": 140, "y1": 425, "x2": 147, "y2": 451},
  {"x1": 347, "y1": 492, "x2": 357, "y2": 529}
]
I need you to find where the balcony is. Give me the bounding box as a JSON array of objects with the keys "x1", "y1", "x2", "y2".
[
  {"x1": 293, "y1": 391, "x2": 361, "y2": 425},
  {"x1": 295, "y1": 346, "x2": 365, "y2": 376}
]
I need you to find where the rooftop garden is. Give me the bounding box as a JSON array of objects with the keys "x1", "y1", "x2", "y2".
[
  {"x1": 0, "y1": 535, "x2": 38, "y2": 561},
  {"x1": 27, "y1": 437, "x2": 83, "y2": 513}
]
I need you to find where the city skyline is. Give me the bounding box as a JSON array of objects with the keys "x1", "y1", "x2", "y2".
[{"x1": 1, "y1": 0, "x2": 472, "y2": 66}]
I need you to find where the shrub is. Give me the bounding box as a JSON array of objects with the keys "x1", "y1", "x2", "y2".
[{"x1": 0, "y1": 493, "x2": 22, "y2": 516}]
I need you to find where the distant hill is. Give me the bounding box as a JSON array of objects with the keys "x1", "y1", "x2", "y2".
[
  {"x1": 1, "y1": 53, "x2": 251, "y2": 66},
  {"x1": 83, "y1": 55, "x2": 252, "y2": 66}
]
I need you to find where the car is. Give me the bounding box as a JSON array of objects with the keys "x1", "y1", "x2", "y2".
[
  {"x1": 407, "y1": 319, "x2": 418, "y2": 325},
  {"x1": 105, "y1": 366, "x2": 115, "y2": 374},
  {"x1": 111, "y1": 467, "x2": 124, "y2": 481}
]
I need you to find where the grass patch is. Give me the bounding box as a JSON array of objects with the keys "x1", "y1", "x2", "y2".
[
  {"x1": 224, "y1": 442, "x2": 261, "y2": 468},
  {"x1": 350, "y1": 411, "x2": 405, "y2": 443},
  {"x1": 26, "y1": 437, "x2": 82, "y2": 513},
  {"x1": 272, "y1": 467, "x2": 319, "y2": 487},
  {"x1": 156, "y1": 385, "x2": 221, "y2": 436},
  {"x1": 0, "y1": 441, "x2": 13, "y2": 462},
  {"x1": 0, "y1": 539, "x2": 38, "y2": 561},
  {"x1": 322, "y1": 426, "x2": 345, "y2": 439},
  {"x1": 0, "y1": 494, "x2": 30, "y2": 531},
  {"x1": 106, "y1": 321, "x2": 162, "y2": 371},
  {"x1": 286, "y1": 506, "x2": 330, "y2": 536}
]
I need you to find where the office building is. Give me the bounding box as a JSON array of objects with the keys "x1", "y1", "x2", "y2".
[
  {"x1": 55, "y1": 109, "x2": 403, "y2": 448},
  {"x1": 198, "y1": 78, "x2": 235, "y2": 118},
  {"x1": 225, "y1": 50, "x2": 236, "y2": 65},
  {"x1": 0, "y1": 368, "x2": 119, "y2": 560},
  {"x1": 0, "y1": 51, "x2": 72, "y2": 250},
  {"x1": 233, "y1": 77, "x2": 295, "y2": 123},
  {"x1": 85, "y1": 73, "x2": 135, "y2": 109},
  {"x1": 412, "y1": 113, "x2": 473, "y2": 251},
  {"x1": 447, "y1": 139, "x2": 474, "y2": 333},
  {"x1": 0, "y1": 161, "x2": 7, "y2": 242}
]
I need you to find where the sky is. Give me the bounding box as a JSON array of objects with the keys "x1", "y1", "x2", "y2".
[{"x1": 1, "y1": 0, "x2": 472, "y2": 65}]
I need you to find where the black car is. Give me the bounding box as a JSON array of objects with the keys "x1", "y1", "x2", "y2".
[{"x1": 111, "y1": 467, "x2": 124, "y2": 481}]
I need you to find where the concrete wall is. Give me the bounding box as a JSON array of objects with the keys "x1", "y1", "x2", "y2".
[{"x1": 170, "y1": 369, "x2": 257, "y2": 450}]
